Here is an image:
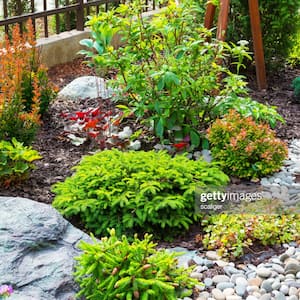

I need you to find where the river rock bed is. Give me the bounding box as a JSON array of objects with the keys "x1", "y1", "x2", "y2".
[
  {"x1": 260, "y1": 139, "x2": 300, "y2": 211},
  {"x1": 172, "y1": 244, "x2": 300, "y2": 300}
]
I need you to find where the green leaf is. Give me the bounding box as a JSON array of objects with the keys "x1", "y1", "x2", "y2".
[
  {"x1": 202, "y1": 138, "x2": 210, "y2": 150},
  {"x1": 190, "y1": 130, "x2": 200, "y2": 147},
  {"x1": 155, "y1": 118, "x2": 164, "y2": 138},
  {"x1": 80, "y1": 38, "x2": 94, "y2": 48}
]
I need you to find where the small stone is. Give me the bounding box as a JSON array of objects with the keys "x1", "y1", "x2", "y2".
[
  {"x1": 261, "y1": 280, "x2": 273, "y2": 293},
  {"x1": 213, "y1": 275, "x2": 230, "y2": 284},
  {"x1": 288, "y1": 296, "x2": 298, "y2": 300},
  {"x1": 224, "y1": 266, "x2": 243, "y2": 276},
  {"x1": 226, "y1": 296, "x2": 242, "y2": 300},
  {"x1": 216, "y1": 260, "x2": 229, "y2": 267},
  {"x1": 285, "y1": 261, "x2": 300, "y2": 275},
  {"x1": 223, "y1": 287, "x2": 235, "y2": 296},
  {"x1": 190, "y1": 272, "x2": 203, "y2": 281},
  {"x1": 193, "y1": 266, "x2": 207, "y2": 273},
  {"x1": 193, "y1": 256, "x2": 205, "y2": 265},
  {"x1": 235, "y1": 284, "x2": 247, "y2": 297},
  {"x1": 203, "y1": 259, "x2": 215, "y2": 268},
  {"x1": 286, "y1": 247, "x2": 296, "y2": 256},
  {"x1": 206, "y1": 250, "x2": 221, "y2": 261},
  {"x1": 272, "y1": 264, "x2": 285, "y2": 274},
  {"x1": 248, "y1": 277, "x2": 262, "y2": 287},
  {"x1": 204, "y1": 277, "x2": 213, "y2": 287},
  {"x1": 280, "y1": 284, "x2": 289, "y2": 295},
  {"x1": 246, "y1": 296, "x2": 259, "y2": 300},
  {"x1": 271, "y1": 280, "x2": 281, "y2": 290},
  {"x1": 258, "y1": 294, "x2": 271, "y2": 300},
  {"x1": 211, "y1": 288, "x2": 225, "y2": 300},
  {"x1": 231, "y1": 274, "x2": 247, "y2": 284},
  {"x1": 247, "y1": 285, "x2": 259, "y2": 293},
  {"x1": 257, "y1": 268, "x2": 272, "y2": 278},
  {"x1": 236, "y1": 277, "x2": 248, "y2": 286},
  {"x1": 195, "y1": 284, "x2": 205, "y2": 292},
  {"x1": 271, "y1": 258, "x2": 283, "y2": 265},
  {"x1": 286, "y1": 274, "x2": 296, "y2": 280},
  {"x1": 289, "y1": 286, "x2": 298, "y2": 296},
  {"x1": 296, "y1": 271, "x2": 300, "y2": 279},
  {"x1": 196, "y1": 291, "x2": 210, "y2": 300},
  {"x1": 216, "y1": 282, "x2": 235, "y2": 291},
  {"x1": 279, "y1": 253, "x2": 290, "y2": 262},
  {"x1": 274, "y1": 292, "x2": 286, "y2": 300}
]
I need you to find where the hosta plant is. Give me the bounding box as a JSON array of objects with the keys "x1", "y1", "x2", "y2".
[
  {"x1": 74, "y1": 229, "x2": 198, "y2": 300},
  {"x1": 52, "y1": 149, "x2": 229, "y2": 237},
  {"x1": 0, "y1": 138, "x2": 41, "y2": 186},
  {"x1": 207, "y1": 110, "x2": 288, "y2": 179}
]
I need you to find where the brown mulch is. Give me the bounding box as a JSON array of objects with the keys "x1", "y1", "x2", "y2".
[{"x1": 0, "y1": 58, "x2": 300, "y2": 255}]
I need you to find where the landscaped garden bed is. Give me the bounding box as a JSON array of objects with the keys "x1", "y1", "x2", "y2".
[{"x1": 1, "y1": 0, "x2": 300, "y2": 299}]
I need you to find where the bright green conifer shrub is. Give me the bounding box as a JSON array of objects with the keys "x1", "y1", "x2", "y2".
[
  {"x1": 52, "y1": 149, "x2": 229, "y2": 237},
  {"x1": 74, "y1": 229, "x2": 198, "y2": 300}
]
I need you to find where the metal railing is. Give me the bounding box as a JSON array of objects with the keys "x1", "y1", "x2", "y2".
[{"x1": 0, "y1": 0, "x2": 159, "y2": 37}]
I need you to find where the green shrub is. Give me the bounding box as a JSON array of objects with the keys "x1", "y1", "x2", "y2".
[
  {"x1": 52, "y1": 149, "x2": 229, "y2": 237},
  {"x1": 292, "y1": 77, "x2": 300, "y2": 101},
  {"x1": 21, "y1": 65, "x2": 58, "y2": 116},
  {"x1": 207, "y1": 110, "x2": 288, "y2": 179},
  {"x1": 227, "y1": 0, "x2": 300, "y2": 68},
  {"x1": 0, "y1": 137, "x2": 41, "y2": 186},
  {"x1": 213, "y1": 95, "x2": 284, "y2": 129},
  {"x1": 202, "y1": 214, "x2": 300, "y2": 258},
  {"x1": 80, "y1": 0, "x2": 255, "y2": 148},
  {"x1": 74, "y1": 229, "x2": 198, "y2": 300}
]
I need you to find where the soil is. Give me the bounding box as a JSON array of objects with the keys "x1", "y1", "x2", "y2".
[{"x1": 1, "y1": 57, "x2": 300, "y2": 260}]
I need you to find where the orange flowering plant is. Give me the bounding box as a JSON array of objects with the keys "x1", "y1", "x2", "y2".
[
  {"x1": 207, "y1": 110, "x2": 288, "y2": 179},
  {"x1": 0, "y1": 20, "x2": 57, "y2": 144}
]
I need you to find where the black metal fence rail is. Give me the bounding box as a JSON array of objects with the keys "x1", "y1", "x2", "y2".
[{"x1": 0, "y1": 0, "x2": 159, "y2": 37}]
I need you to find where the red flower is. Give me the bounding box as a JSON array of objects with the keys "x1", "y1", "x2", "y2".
[{"x1": 173, "y1": 142, "x2": 189, "y2": 150}]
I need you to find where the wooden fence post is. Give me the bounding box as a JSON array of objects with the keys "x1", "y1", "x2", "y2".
[
  {"x1": 204, "y1": 2, "x2": 216, "y2": 29},
  {"x1": 217, "y1": 0, "x2": 230, "y2": 41},
  {"x1": 248, "y1": 0, "x2": 267, "y2": 90},
  {"x1": 76, "y1": 0, "x2": 84, "y2": 31}
]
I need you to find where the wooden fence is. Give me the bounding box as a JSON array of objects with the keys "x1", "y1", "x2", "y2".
[{"x1": 0, "y1": 0, "x2": 159, "y2": 37}]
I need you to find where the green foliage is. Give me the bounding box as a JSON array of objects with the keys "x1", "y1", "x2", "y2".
[
  {"x1": 52, "y1": 149, "x2": 229, "y2": 237},
  {"x1": 21, "y1": 65, "x2": 58, "y2": 116},
  {"x1": 213, "y1": 95, "x2": 284, "y2": 129},
  {"x1": 7, "y1": 0, "x2": 31, "y2": 16},
  {"x1": 202, "y1": 214, "x2": 300, "y2": 258},
  {"x1": 227, "y1": 0, "x2": 300, "y2": 68},
  {"x1": 288, "y1": 31, "x2": 300, "y2": 66},
  {"x1": 292, "y1": 77, "x2": 300, "y2": 101},
  {"x1": 80, "y1": 0, "x2": 254, "y2": 147},
  {"x1": 74, "y1": 229, "x2": 198, "y2": 300},
  {"x1": 0, "y1": 137, "x2": 41, "y2": 186},
  {"x1": 207, "y1": 110, "x2": 288, "y2": 179}
]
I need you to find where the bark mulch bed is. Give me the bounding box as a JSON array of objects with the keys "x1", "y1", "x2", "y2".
[{"x1": 1, "y1": 58, "x2": 300, "y2": 256}]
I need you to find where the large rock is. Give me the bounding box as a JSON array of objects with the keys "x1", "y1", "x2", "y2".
[
  {"x1": 0, "y1": 197, "x2": 91, "y2": 300},
  {"x1": 58, "y1": 76, "x2": 114, "y2": 100}
]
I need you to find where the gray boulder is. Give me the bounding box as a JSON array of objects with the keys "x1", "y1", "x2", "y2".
[
  {"x1": 0, "y1": 197, "x2": 91, "y2": 300},
  {"x1": 58, "y1": 76, "x2": 114, "y2": 100}
]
